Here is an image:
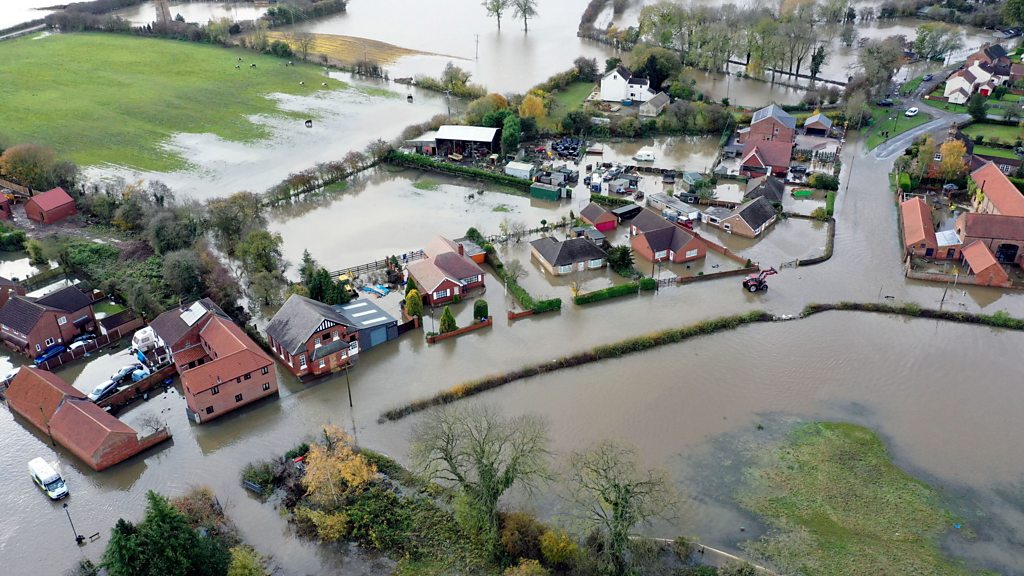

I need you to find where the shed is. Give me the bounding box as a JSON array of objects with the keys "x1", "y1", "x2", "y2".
[
  {"x1": 505, "y1": 161, "x2": 535, "y2": 180},
  {"x1": 530, "y1": 182, "x2": 562, "y2": 202},
  {"x1": 639, "y1": 92, "x2": 670, "y2": 118},
  {"x1": 803, "y1": 112, "x2": 833, "y2": 136},
  {"x1": 680, "y1": 172, "x2": 706, "y2": 192},
  {"x1": 646, "y1": 193, "x2": 700, "y2": 221},
  {"x1": 434, "y1": 125, "x2": 500, "y2": 158},
  {"x1": 25, "y1": 187, "x2": 76, "y2": 224},
  {"x1": 961, "y1": 241, "x2": 1011, "y2": 286},
  {"x1": 610, "y1": 203, "x2": 643, "y2": 221},
  {"x1": 580, "y1": 202, "x2": 618, "y2": 232},
  {"x1": 404, "y1": 130, "x2": 438, "y2": 155},
  {"x1": 337, "y1": 299, "x2": 399, "y2": 351}
]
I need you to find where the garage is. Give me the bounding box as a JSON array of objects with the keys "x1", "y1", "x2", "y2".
[{"x1": 338, "y1": 299, "x2": 398, "y2": 352}]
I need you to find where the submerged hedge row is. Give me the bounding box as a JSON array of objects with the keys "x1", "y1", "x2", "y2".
[
  {"x1": 573, "y1": 278, "x2": 656, "y2": 305},
  {"x1": 802, "y1": 301, "x2": 1024, "y2": 330},
  {"x1": 379, "y1": 310, "x2": 773, "y2": 422},
  {"x1": 386, "y1": 150, "x2": 532, "y2": 190},
  {"x1": 485, "y1": 252, "x2": 562, "y2": 314}
]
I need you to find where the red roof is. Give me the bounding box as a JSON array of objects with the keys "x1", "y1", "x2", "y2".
[
  {"x1": 900, "y1": 197, "x2": 936, "y2": 247},
  {"x1": 4, "y1": 368, "x2": 83, "y2": 432},
  {"x1": 958, "y1": 212, "x2": 1024, "y2": 241},
  {"x1": 49, "y1": 397, "x2": 137, "y2": 464},
  {"x1": 740, "y1": 140, "x2": 792, "y2": 169},
  {"x1": 181, "y1": 317, "x2": 271, "y2": 395},
  {"x1": 26, "y1": 187, "x2": 75, "y2": 213},
  {"x1": 962, "y1": 241, "x2": 1004, "y2": 276},
  {"x1": 971, "y1": 162, "x2": 1024, "y2": 217}
]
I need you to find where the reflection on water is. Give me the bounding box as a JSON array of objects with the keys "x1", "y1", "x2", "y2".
[{"x1": 112, "y1": 1, "x2": 266, "y2": 26}]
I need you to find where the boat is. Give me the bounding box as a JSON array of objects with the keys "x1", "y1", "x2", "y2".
[
  {"x1": 361, "y1": 285, "x2": 390, "y2": 298},
  {"x1": 633, "y1": 148, "x2": 656, "y2": 162}
]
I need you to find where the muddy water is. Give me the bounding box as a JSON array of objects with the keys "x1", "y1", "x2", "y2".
[
  {"x1": 1, "y1": 0, "x2": 54, "y2": 29},
  {"x1": 112, "y1": 1, "x2": 266, "y2": 26}
]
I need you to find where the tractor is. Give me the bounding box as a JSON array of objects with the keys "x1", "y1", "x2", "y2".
[{"x1": 742, "y1": 267, "x2": 778, "y2": 293}]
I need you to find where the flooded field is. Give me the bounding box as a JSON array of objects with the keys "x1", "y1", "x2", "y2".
[
  {"x1": 112, "y1": 1, "x2": 266, "y2": 26},
  {"x1": 1, "y1": 0, "x2": 54, "y2": 29}
]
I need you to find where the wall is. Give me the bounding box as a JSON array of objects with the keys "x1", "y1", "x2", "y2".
[{"x1": 427, "y1": 317, "x2": 493, "y2": 344}]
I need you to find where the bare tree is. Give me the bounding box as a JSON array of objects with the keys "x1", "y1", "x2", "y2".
[
  {"x1": 136, "y1": 413, "x2": 165, "y2": 435},
  {"x1": 292, "y1": 32, "x2": 315, "y2": 61},
  {"x1": 509, "y1": 220, "x2": 528, "y2": 240},
  {"x1": 410, "y1": 404, "x2": 550, "y2": 556},
  {"x1": 511, "y1": 0, "x2": 538, "y2": 32},
  {"x1": 482, "y1": 0, "x2": 511, "y2": 29},
  {"x1": 565, "y1": 441, "x2": 678, "y2": 576},
  {"x1": 504, "y1": 258, "x2": 528, "y2": 283}
]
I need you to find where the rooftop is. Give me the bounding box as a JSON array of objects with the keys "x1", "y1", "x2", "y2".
[
  {"x1": 435, "y1": 125, "x2": 499, "y2": 143},
  {"x1": 971, "y1": 162, "x2": 1024, "y2": 217},
  {"x1": 751, "y1": 104, "x2": 796, "y2": 130},
  {"x1": 900, "y1": 197, "x2": 937, "y2": 247},
  {"x1": 266, "y1": 295, "x2": 354, "y2": 355},
  {"x1": 27, "y1": 187, "x2": 74, "y2": 212},
  {"x1": 530, "y1": 236, "x2": 607, "y2": 267}
]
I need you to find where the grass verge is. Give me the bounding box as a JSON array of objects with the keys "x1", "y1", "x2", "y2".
[
  {"x1": 738, "y1": 422, "x2": 980, "y2": 575},
  {"x1": 0, "y1": 32, "x2": 346, "y2": 171}
]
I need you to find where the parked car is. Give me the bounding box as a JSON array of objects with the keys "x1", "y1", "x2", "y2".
[
  {"x1": 905, "y1": 107, "x2": 919, "y2": 117},
  {"x1": 2, "y1": 367, "x2": 20, "y2": 386},
  {"x1": 111, "y1": 363, "x2": 144, "y2": 385},
  {"x1": 29, "y1": 457, "x2": 68, "y2": 500},
  {"x1": 68, "y1": 334, "x2": 97, "y2": 353},
  {"x1": 87, "y1": 379, "x2": 120, "y2": 402},
  {"x1": 790, "y1": 165, "x2": 808, "y2": 173},
  {"x1": 33, "y1": 345, "x2": 66, "y2": 366},
  {"x1": 923, "y1": 74, "x2": 934, "y2": 82},
  {"x1": 877, "y1": 99, "x2": 894, "y2": 107}
]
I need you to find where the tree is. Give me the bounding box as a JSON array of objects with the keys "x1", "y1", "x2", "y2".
[
  {"x1": 606, "y1": 245, "x2": 634, "y2": 272},
  {"x1": 913, "y1": 22, "x2": 962, "y2": 61},
  {"x1": 938, "y1": 140, "x2": 968, "y2": 182},
  {"x1": 473, "y1": 299, "x2": 489, "y2": 319},
  {"x1": 809, "y1": 44, "x2": 827, "y2": 80},
  {"x1": 439, "y1": 305, "x2": 458, "y2": 333},
  {"x1": 207, "y1": 192, "x2": 266, "y2": 255},
  {"x1": 162, "y1": 249, "x2": 206, "y2": 300},
  {"x1": 292, "y1": 32, "x2": 314, "y2": 60},
  {"x1": 227, "y1": 546, "x2": 267, "y2": 576},
  {"x1": 302, "y1": 425, "x2": 377, "y2": 511},
  {"x1": 308, "y1": 268, "x2": 333, "y2": 302},
  {"x1": 574, "y1": 56, "x2": 600, "y2": 81},
  {"x1": 566, "y1": 441, "x2": 677, "y2": 576},
  {"x1": 859, "y1": 36, "x2": 905, "y2": 96},
  {"x1": 482, "y1": 0, "x2": 511, "y2": 29},
  {"x1": 503, "y1": 559, "x2": 549, "y2": 576},
  {"x1": 967, "y1": 94, "x2": 988, "y2": 122},
  {"x1": 410, "y1": 405, "x2": 550, "y2": 557},
  {"x1": 518, "y1": 93, "x2": 547, "y2": 121},
  {"x1": 511, "y1": 0, "x2": 538, "y2": 32},
  {"x1": 405, "y1": 289, "x2": 424, "y2": 318},
  {"x1": 299, "y1": 250, "x2": 318, "y2": 286},
  {"x1": 249, "y1": 270, "x2": 285, "y2": 308},
  {"x1": 915, "y1": 135, "x2": 937, "y2": 180},
  {"x1": 236, "y1": 230, "x2": 284, "y2": 276},
  {"x1": 147, "y1": 209, "x2": 201, "y2": 254},
  {"x1": 1005, "y1": 0, "x2": 1024, "y2": 27},
  {"x1": 0, "y1": 143, "x2": 59, "y2": 190},
  {"x1": 501, "y1": 114, "x2": 522, "y2": 156},
  {"x1": 504, "y1": 258, "x2": 528, "y2": 283},
  {"x1": 405, "y1": 276, "x2": 418, "y2": 296}
]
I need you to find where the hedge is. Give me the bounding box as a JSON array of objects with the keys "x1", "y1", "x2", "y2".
[
  {"x1": 589, "y1": 193, "x2": 633, "y2": 208},
  {"x1": 574, "y1": 282, "x2": 639, "y2": 304},
  {"x1": 485, "y1": 251, "x2": 562, "y2": 314},
  {"x1": 802, "y1": 301, "x2": 1024, "y2": 330},
  {"x1": 386, "y1": 150, "x2": 532, "y2": 190},
  {"x1": 825, "y1": 191, "x2": 836, "y2": 216}
]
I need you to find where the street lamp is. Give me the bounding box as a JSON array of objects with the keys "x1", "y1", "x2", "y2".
[{"x1": 63, "y1": 503, "x2": 85, "y2": 545}]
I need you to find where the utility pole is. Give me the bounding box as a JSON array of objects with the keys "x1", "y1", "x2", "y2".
[
  {"x1": 63, "y1": 503, "x2": 85, "y2": 545},
  {"x1": 344, "y1": 364, "x2": 353, "y2": 408},
  {"x1": 475, "y1": 34, "x2": 479, "y2": 60}
]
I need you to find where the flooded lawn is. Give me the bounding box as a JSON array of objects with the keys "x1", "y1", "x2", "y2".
[
  {"x1": 0, "y1": 252, "x2": 49, "y2": 281},
  {"x1": 590, "y1": 136, "x2": 721, "y2": 173},
  {"x1": 1, "y1": 0, "x2": 55, "y2": 29},
  {"x1": 782, "y1": 185, "x2": 827, "y2": 216},
  {"x1": 704, "y1": 217, "x2": 830, "y2": 267}
]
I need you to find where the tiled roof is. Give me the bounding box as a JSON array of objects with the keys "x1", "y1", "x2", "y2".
[
  {"x1": 266, "y1": 295, "x2": 353, "y2": 356},
  {"x1": 35, "y1": 286, "x2": 91, "y2": 313},
  {"x1": 959, "y1": 212, "x2": 1024, "y2": 241},
  {"x1": 744, "y1": 176, "x2": 785, "y2": 203},
  {"x1": 26, "y1": 187, "x2": 74, "y2": 213},
  {"x1": 425, "y1": 236, "x2": 461, "y2": 258},
  {"x1": 751, "y1": 104, "x2": 796, "y2": 129},
  {"x1": 530, "y1": 237, "x2": 607, "y2": 267},
  {"x1": 49, "y1": 397, "x2": 136, "y2": 458},
  {"x1": 900, "y1": 197, "x2": 937, "y2": 247},
  {"x1": 971, "y1": 161, "x2": 1024, "y2": 216},
  {"x1": 741, "y1": 140, "x2": 792, "y2": 169},
  {"x1": 4, "y1": 367, "x2": 84, "y2": 432},
  {"x1": 962, "y1": 241, "x2": 1003, "y2": 274},
  {"x1": 0, "y1": 296, "x2": 45, "y2": 334},
  {"x1": 433, "y1": 252, "x2": 483, "y2": 280},
  {"x1": 644, "y1": 92, "x2": 670, "y2": 108},
  {"x1": 408, "y1": 236, "x2": 484, "y2": 294},
  {"x1": 804, "y1": 112, "x2": 832, "y2": 129},
  {"x1": 149, "y1": 299, "x2": 227, "y2": 350},
  {"x1": 641, "y1": 225, "x2": 695, "y2": 253},
  {"x1": 181, "y1": 316, "x2": 271, "y2": 394},
  {"x1": 733, "y1": 197, "x2": 777, "y2": 230},
  {"x1": 631, "y1": 209, "x2": 674, "y2": 234},
  {"x1": 580, "y1": 202, "x2": 612, "y2": 224}
]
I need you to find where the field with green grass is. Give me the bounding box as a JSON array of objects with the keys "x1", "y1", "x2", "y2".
[
  {"x1": 973, "y1": 144, "x2": 1018, "y2": 159},
  {"x1": 0, "y1": 33, "x2": 348, "y2": 171},
  {"x1": 961, "y1": 122, "x2": 1023, "y2": 143},
  {"x1": 901, "y1": 75, "x2": 925, "y2": 95},
  {"x1": 866, "y1": 109, "x2": 933, "y2": 149},
  {"x1": 740, "y1": 422, "x2": 982, "y2": 575},
  {"x1": 552, "y1": 81, "x2": 594, "y2": 111}
]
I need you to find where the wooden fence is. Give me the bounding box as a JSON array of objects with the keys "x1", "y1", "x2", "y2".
[
  {"x1": 100, "y1": 364, "x2": 177, "y2": 412},
  {"x1": 331, "y1": 250, "x2": 425, "y2": 279},
  {"x1": 36, "y1": 318, "x2": 143, "y2": 371}
]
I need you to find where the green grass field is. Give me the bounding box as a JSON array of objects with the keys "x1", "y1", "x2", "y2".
[
  {"x1": 866, "y1": 109, "x2": 933, "y2": 149},
  {"x1": 739, "y1": 422, "x2": 980, "y2": 575},
  {"x1": 962, "y1": 122, "x2": 1023, "y2": 143},
  {"x1": 0, "y1": 33, "x2": 348, "y2": 171},
  {"x1": 552, "y1": 81, "x2": 594, "y2": 111},
  {"x1": 973, "y1": 144, "x2": 1018, "y2": 159}
]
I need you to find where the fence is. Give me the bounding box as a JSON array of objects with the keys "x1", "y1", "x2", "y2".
[
  {"x1": 426, "y1": 317, "x2": 493, "y2": 344},
  {"x1": 677, "y1": 266, "x2": 758, "y2": 285},
  {"x1": 36, "y1": 319, "x2": 142, "y2": 371},
  {"x1": 99, "y1": 363, "x2": 177, "y2": 412},
  {"x1": 19, "y1": 266, "x2": 66, "y2": 291},
  {"x1": 331, "y1": 250, "x2": 424, "y2": 279}
]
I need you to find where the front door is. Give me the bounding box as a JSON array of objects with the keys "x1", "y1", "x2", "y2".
[
  {"x1": 577, "y1": 261, "x2": 585, "y2": 271},
  {"x1": 925, "y1": 248, "x2": 934, "y2": 257}
]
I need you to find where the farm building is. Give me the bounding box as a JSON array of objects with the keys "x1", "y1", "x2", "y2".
[
  {"x1": 505, "y1": 161, "x2": 536, "y2": 179},
  {"x1": 960, "y1": 241, "x2": 1011, "y2": 286},
  {"x1": 530, "y1": 237, "x2": 608, "y2": 276},
  {"x1": 580, "y1": 202, "x2": 618, "y2": 232},
  {"x1": 404, "y1": 130, "x2": 438, "y2": 155},
  {"x1": 639, "y1": 92, "x2": 670, "y2": 117},
  {"x1": 900, "y1": 197, "x2": 938, "y2": 258},
  {"x1": 803, "y1": 113, "x2": 833, "y2": 136},
  {"x1": 956, "y1": 212, "x2": 1024, "y2": 264},
  {"x1": 25, "y1": 187, "x2": 76, "y2": 224},
  {"x1": 434, "y1": 125, "x2": 500, "y2": 158},
  {"x1": 969, "y1": 162, "x2": 1024, "y2": 217}
]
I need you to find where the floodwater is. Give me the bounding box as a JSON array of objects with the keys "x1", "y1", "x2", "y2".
[
  {"x1": 84, "y1": 75, "x2": 449, "y2": 201},
  {"x1": 1, "y1": 0, "x2": 54, "y2": 30},
  {"x1": 593, "y1": 136, "x2": 720, "y2": 172},
  {"x1": 112, "y1": 1, "x2": 267, "y2": 26},
  {"x1": 0, "y1": 251, "x2": 49, "y2": 281}
]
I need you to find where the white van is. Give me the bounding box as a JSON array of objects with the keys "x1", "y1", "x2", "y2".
[{"x1": 29, "y1": 457, "x2": 68, "y2": 500}]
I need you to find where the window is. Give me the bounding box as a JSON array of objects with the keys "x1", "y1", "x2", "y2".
[
  {"x1": 433, "y1": 288, "x2": 450, "y2": 299},
  {"x1": 35, "y1": 344, "x2": 41, "y2": 352},
  {"x1": 685, "y1": 249, "x2": 699, "y2": 258},
  {"x1": 332, "y1": 330, "x2": 339, "y2": 339},
  {"x1": 211, "y1": 386, "x2": 220, "y2": 395},
  {"x1": 262, "y1": 382, "x2": 271, "y2": 391},
  {"x1": 588, "y1": 259, "x2": 603, "y2": 269},
  {"x1": 933, "y1": 153, "x2": 942, "y2": 161},
  {"x1": 45, "y1": 337, "x2": 55, "y2": 346},
  {"x1": 558, "y1": 265, "x2": 572, "y2": 274},
  {"x1": 319, "y1": 359, "x2": 326, "y2": 368},
  {"x1": 299, "y1": 354, "x2": 306, "y2": 368},
  {"x1": 261, "y1": 366, "x2": 269, "y2": 375},
  {"x1": 654, "y1": 250, "x2": 668, "y2": 259},
  {"x1": 57, "y1": 316, "x2": 67, "y2": 326},
  {"x1": 723, "y1": 223, "x2": 732, "y2": 232},
  {"x1": 234, "y1": 393, "x2": 243, "y2": 403},
  {"x1": 322, "y1": 332, "x2": 332, "y2": 341},
  {"x1": 314, "y1": 336, "x2": 321, "y2": 346},
  {"x1": 244, "y1": 373, "x2": 251, "y2": 380},
  {"x1": 205, "y1": 407, "x2": 214, "y2": 415},
  {"x1": 236, "y1": 377, "x2": 241, "y2": 384}
]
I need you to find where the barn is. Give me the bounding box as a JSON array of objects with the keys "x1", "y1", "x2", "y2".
[
  {"x1": 434, "y1": 125, "x2": 500, "y2": 159},
  {"x1": 25, "y1": 187, "x2": 76, "y2": 224}
]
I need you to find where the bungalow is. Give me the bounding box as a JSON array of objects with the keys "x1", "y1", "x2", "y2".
[
  {"x1": 639, "y1": 92, "x2": 670, "y2": 117},
  {"x1": 407, "y1": 236, "x2": 486, "y2": 305},
  {"x1": 956, "y1": 212, "x2": 1024, "y2": 264},
  {"x1": 600, "y1": 65, "x2": 657, "y2": 103},
  {"x1": 4, "y1": 367, "x2": 170, "y2": 471},
  {"x1": 737, "y1": 104, "x2": 797, "y2": 145},
  {"x1": 530, "y1": 236, "x2": 608, "y2": 276},
  {"x1": 630, "y1": 209, "x2": 706, "y2": 263},
  {"x1": 180, "y1": 316, "x2": 277, "y2": 424},
  {"x1": 646, "y1": 193, "x2": 701, "y2": 222},
  {"x1": 739, "y1": 140, "x2": 793, "y2": 178},
  {"x1": 0, "y1": 286, "x2": 95, "y2": 356},
  {"x1": 900, "y1": 197, "x2": 938, "y2": 258},
  {"x1": 803, "y1": 112, "x2": 833, "y2": 136},
  {"x1": 0, "y1": 276, "x2": 26, "y2": 308},
  {"x1": 24, "y1": 187, "x2": 76, "y2": 225},
  {"x1": 716, "y1": 197, "x2": 778, "y2": 238},
  {"x1": 744, "y1": 175, "x2": 785, "y2": 204},
  {"x1": 960, "y1": 241, "x2": 1011, "y2": 286},
  {"x1": 969, "y1": 161, "x2": 1024, "y2": 217},
  {"x1": 580, "y1": 202, "x2": 618, "y2": 232}
]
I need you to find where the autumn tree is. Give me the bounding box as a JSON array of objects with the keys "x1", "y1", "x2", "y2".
[
  {"x1": 504, "y1": 258, "x2": 528, "y2": 283},
  {"x1": 565, "y1": 441, "x2": 677, "y2": 576},
  {"x1": 410, "y1": 404, "x2": 550, "y2": 557},
  {"x1": 227, "y1": 546, "x2": 267, "y2": 576},
  {"x1": 405, "y1": 289, "x2": 424, "y2": 319},
  {"x1": 938, "y1": 140, "x2": 968, "y2": 183},
  {"x1": 511, "y1": 0, "x2": 538, "y2": 32},
  {"x1": 0, "y1": 143, "x2": 76, "y2": 191},
  {"x1": 302, "y1": 425, "x2": 377, "y2": 511},
  {"x1": 518, "y1": 93, "x2": 547, "y2": 121}
]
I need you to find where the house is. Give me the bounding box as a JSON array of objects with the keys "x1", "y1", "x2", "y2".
[
  {"x1": 716, "y1": 197, "x2": 778, "y2": 238},
  {"x1": 737, "y1": 104, "x2": 797, "y2": 144},
  {"x1": 0, "y1": 276, "x2": 26, "y2": 308},
  {"x1": 639, "y1": 92, "x2": 670, "y2": 117},
  {"x1": 599, "y1": 65, "x2": 657, "y2": 103},
  {"x1": 956, "y1": 212, "x2": 1024, "y2": 264},
  {"x1": 744, "y1": 175, "x2": 785, "y2": 204},
  {"x1": 965, "y1": 43, "x2": 1012, "y2": 77},
  {"x1": 629, "y1": 209, "x2": 706, "y2": 263},
  {"x1": 740, "y1": 140, "x2": 793, "y2": 178},
  {"x1": 960, "y1": 241, "x2": 1011, "y2": 286},
  {"x1": 407, "y1": 236, "x2": 486, "y2": 305},
  {"x1": 803, "y1": 112, "x2": 833, "y2": 136},
  {"x1": 943, "y1": 58, "x2": 1008, "y2": 104},
  {"x1": 266, "y1": 295, "x2": 359, "y2": 379},
  {"x1": 969, "y1": 162, "x2": 1024, "y2": 217},
  {"x1": 453, "y1": 237, "x2": 488, "y2": 264},
  {"x1": 646, "y1": 193, "x2": 701, "y2": 222},
  {"x1": 530, "y1": 236, "x2": 608, "y2": 276},
  {"x1": 900, "y1": 197, "x2": 938, "y2": 258},
  {"x1": 0, "y1": 286, "x2": 95, "y2": 356},
  {"x1": 179, "y1": 316, "x2": 276, "y2": 424},
  {"x1": 434, "y1": 125, "x2": 500, "y2": 158},
  {"x1": 24, "y1": 187, "x2": 76, "y2": 224},
  {"x1": 971, "y1": 151, "x2": 1021, "y2": 176},
  {"x1": 4, "y1": 367, "x2": 170, "y2": 471},
  {"x1": 580, "y1": 202, "x2": 618, "y2": 232},
  {"x1": 149, "y1": 299, "x2": 228, "y2": 371}
]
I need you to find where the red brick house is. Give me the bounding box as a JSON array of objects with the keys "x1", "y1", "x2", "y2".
[
  {"x1": 961, "y1": 241, "x2": 1011, "y2": 287},
  {"x1": 265, "y1": 294, "x2": 359, "y2": 379},
  {"x1": 739, "y1": 140, "x2": 792, "y2": 178},
  {"x1": 5, "y1": 367, "x2": 171, "y2": 471},
  {"x1": 580, "y1": 202, "x2": 618, "y2": 232},
  {"x1": 955, "y1": 212, "x2": 1024, "y2": 265},
  {"x1": 0, "y1": 286, "x2": 95, "y2": 356},
  {"x1": 149, "y1": 299, "x2": 228, "y2": 371},
  {"x1": 25, "y1": 187, "x2": 76, "y2": 224},
  {"x1": 0, "y1": 276, "x2": 26, "y2": 308},
  {"x1": 407, "y1": 236, "x2": 486, "y2": 305},
  {"x1": 179, "y1": 316, "x2": 277, "y2": 423},
  {"x1": 737, "y1": 104, "x2": 797, "y2": 145},
  {"x1": 900, "y1": 197, "x2": 938, "y2": 258},
  {"x1": 970, "y1": 162, "x2": 1024, "y2": 217},
  {"x1": 717, "y1": 197, "x2": 778, "y2": 238},
  {"x1": 629, "y1": 209, "x2": 706, "y2": 263}
]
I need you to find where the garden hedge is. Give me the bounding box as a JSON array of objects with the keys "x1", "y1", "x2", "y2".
[{"x1": 386, "y1": 150, "x2": 532, "y2": 190}]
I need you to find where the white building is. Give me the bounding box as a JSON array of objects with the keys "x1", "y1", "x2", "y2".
[
  {"x1": 943, "y1": 61, "x2": 1007, "y2": 104},
  {"x1": 600, "y1": 65, "x2": 657, "y2": 103}
]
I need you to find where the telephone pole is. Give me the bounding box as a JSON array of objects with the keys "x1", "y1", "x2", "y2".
[{"x1": 475, "y1": 34, "x2": 479, "y2": 60}]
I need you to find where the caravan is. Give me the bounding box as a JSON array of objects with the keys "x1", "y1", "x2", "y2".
[
  {"x1": 632, "y1": 147, "x2": 656, "y2": 162},
  {"x1": 29, "y1": 458, "x2": 68, "y2": 500}
]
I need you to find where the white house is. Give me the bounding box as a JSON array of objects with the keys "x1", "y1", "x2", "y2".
[
  {"x1": 943, "y1": 61, "x2": 1008, "y2": 104},
  {"x1": 600, "y1": 65, "x2": 657, "y2": 103}
]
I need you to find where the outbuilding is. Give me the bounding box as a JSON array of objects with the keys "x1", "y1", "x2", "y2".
[
  {"x1": 803, "y1": 112, "x2": 833, "y2": 136},
  {"x1": 961, "y1": 241, "x2": 1011, "y2": 286},
  {"x1": 505, "y1": 161, "x2": 536, "y2": 180},
  {"x1": 639, "y1": 92, "x2": 670, "y2": 117},
  {"x1": 580, "y1": 202, "x2": 618, "y2": 232},
  {"x1": 434, "y1": 125, "x2": 500, "y2": 159},
  {"x1": 25, "y1": 187, "x2": 76, "y2": 225},
  {"x1": 530, "y1": 182, "x2": 562, "y2": 202}
]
